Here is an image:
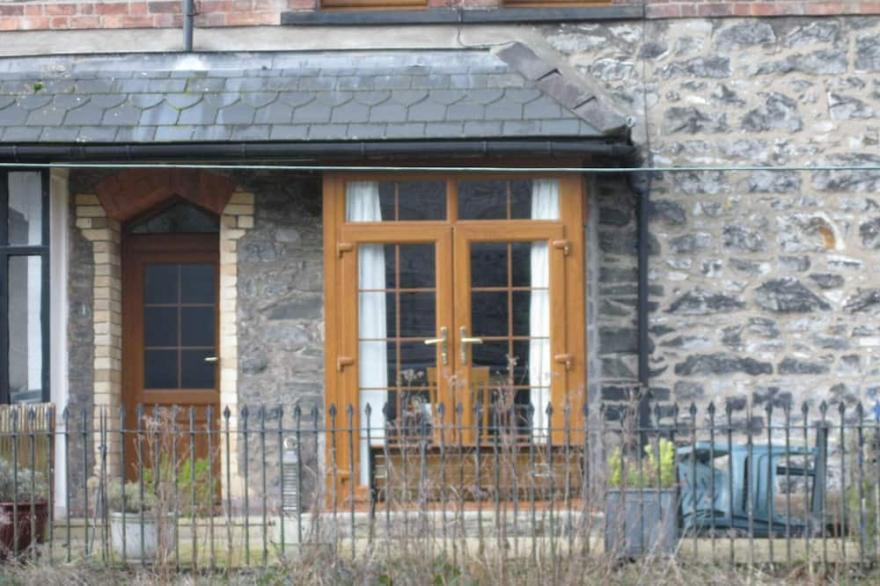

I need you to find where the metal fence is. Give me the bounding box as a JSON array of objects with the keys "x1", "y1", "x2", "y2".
[{"x1": 0, "y1": 399, "x2": 878, "y2": 571}]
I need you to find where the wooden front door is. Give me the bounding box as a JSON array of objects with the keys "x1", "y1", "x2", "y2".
[{"x1": 122, "y1": 233, "x2": 220, "y2": 480}]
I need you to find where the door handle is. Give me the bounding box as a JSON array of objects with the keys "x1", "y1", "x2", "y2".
[
  {"x1": 424, "y1": 326, "x2": 448, "y2": 366},
  {"x1": 204, "y1": 356, "x2": 218, "y2": 363},
  {"x1": 459, "y1": 326, "x2": 483, "y2": 364}
]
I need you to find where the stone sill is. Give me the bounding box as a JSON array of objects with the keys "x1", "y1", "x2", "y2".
[{"x1": 281, "y1": 6, "x2": 644, "y2": 27}]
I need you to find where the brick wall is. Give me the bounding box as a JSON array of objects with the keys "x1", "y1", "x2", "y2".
[{"x1": 1, "y1": 0, "x2": 879, "y2": 32}]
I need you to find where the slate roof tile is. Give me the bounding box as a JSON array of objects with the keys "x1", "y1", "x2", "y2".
[
  {"x1": 178, "y1": 101, "x2": 218, "y2": 125},
  {"x1": 0, "y1": 45, "x2": 629, "y2": 145},
  {"x1": 26, "y1": 104, "x2": 66, "y2": 126},
  {"x1": 216, "y1": 102, "x2": 255, "y2": 125},
  {"x1": 65, "y1": 102, "x2": 104, "y2": 126},
  {"x1": 254, "y1": 102, "x2": 293, "y2": 125},
  {"x1": 139, "y1": 102, "x2": 180, "y2": 126},
  {"x1": 3, "y1": 127, "x2": 41, "y2": 141}
]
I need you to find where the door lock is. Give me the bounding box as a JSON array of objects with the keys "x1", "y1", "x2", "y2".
[
  {"x1": 424, "y1": 326, "x2": 448, "y2": 365},
  {"x1": 459, "y1": 326, "x2": 483, "y2": 364}
]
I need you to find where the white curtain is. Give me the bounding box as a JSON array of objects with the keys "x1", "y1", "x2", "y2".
[
  {"x1": 529, "y1": 179, "x2": 559, "y2": 439},
  {"x1": 346, "y1": 181, "x2": 387, "y2": 485}
]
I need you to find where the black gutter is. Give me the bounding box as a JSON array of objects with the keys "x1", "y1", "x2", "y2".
[{"x1": 0, "y1": 139, "x2": 637, "y2": 163}]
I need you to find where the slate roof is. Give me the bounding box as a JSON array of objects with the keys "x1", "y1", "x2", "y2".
[{"x1": 0, "y1": 45, "x2": 630, "y2": 144}]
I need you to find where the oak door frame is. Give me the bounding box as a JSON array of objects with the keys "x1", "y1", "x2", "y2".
[
  {"x1": 121, "y1": 233, "x2": 220, "y2": 476},
  {"x1": 322, "y1": 172, "x2": 586, "y2": 493}
]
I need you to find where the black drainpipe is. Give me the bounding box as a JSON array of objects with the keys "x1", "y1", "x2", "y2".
[
  {"x1": 630, "y1": 168, "x2": 653, "y2": 434},
  {"x1": 183, "y1": 0, "x2": 195, "y2": 52}
]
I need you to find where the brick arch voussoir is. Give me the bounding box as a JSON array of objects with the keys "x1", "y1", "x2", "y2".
[{"x1": 94, "y1": 169, "x2": 237, "y2": 222}]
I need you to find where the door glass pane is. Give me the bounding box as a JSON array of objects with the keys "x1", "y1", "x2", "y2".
[
  {"x1": 180, "y1": 264, "x2": 215, "y2": 303},
  {"x1": 181, "y1": 307, "x2": 215, "y2": 347},
  {"x1": 8, "y1": 256, "x2": 43, "y2": 403},
  {"x1": 143, "y1": 262, "x2": 216, "y2": 390},
  {"x1": 398, "y1": 244, "x2": 434, "y2": 289},
  {"x1": 470, "y1": 242, "x2": 507, "y2": 288},
  {"x1": 457, "y1": 179, "x2": 560, "y2": 221},
  {"x1": 145, "y1": 265, "x2": 178, "y2": 304},
  {"x1": 181, "y1": 349, "x2": 215, "y2": 389},
  {"x1": 347, "y1": 180, "x2": 446, "y2": 222},
  {"x1": 468, "y1": 240, "x2": 550, "y2": 435},
  {"x1": 7, "y1": 173, "x2": 42, "y2": 246},
  {"x1": 145, "y1": 350, "x2": 177, "y2": 389},
  {"x1": 144, "y1": 307, "x2": 178, "y2": 347},
  {"x1": 357, "y1": 242, "x2": 438, "y2": 448},
  {"x1": 398, "y1": 292, "x2": 436, "y2": 338}
]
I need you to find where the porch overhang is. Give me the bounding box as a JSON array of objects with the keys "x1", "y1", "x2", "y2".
[{"x1": 0, "y1": 44, "x2": 634, "y2": 164}]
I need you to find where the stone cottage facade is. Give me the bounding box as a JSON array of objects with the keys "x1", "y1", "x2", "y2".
[{"x1": 1, "y1": 0, "x2": 880, "y2": 507}]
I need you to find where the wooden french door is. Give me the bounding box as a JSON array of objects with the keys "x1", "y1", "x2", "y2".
[
  {"x1": 122, "y1": 234, "x2": 220, "y2": 480},
  {"x1": 324, "y1": 174, "x2": 585, "y2": 494}
]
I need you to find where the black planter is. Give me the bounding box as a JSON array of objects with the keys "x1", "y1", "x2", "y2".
[{"x1": 604, "y1": 489, "x2": 677, "y2": 558}]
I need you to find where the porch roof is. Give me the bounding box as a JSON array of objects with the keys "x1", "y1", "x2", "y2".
[{"x1": 0, "y1": 44, "x2": 630, "y2": 148}]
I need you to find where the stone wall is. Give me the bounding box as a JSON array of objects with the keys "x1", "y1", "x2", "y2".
[
  {"x1": 544, "y1": 16, "x2": 880, "y2": 422},
  {"x1": 234, "y1": 172, "x2": 324, "y2": 505}
]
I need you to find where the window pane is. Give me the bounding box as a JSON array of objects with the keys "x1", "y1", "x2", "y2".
[
  {"x1": 472, "y1": 341, "x2": 512, "y2": 378},
  {"x1": 128, "y1": 201, "x2": 218, "y2": 234},
  {"x1": 181, "y1": 349, "x2": 215, "y2": 389},
  {"x1": 7, "y1": 172, "x2": 42, "y2": 246},
  {"x1": 347, "y1": 180, "x2": 446, "y2": 222},
  {"x1": 509, "y1": 180, "x2": 532, "y2": 220},
  {"x1": 398, "y1": 244, "x2": 434, "y2": 289},
  {"x1": 470, "y1": 242, "x2": 507, "y2": 288},
  {"x1": 511, "y1": 242, "x2": 532, "y2": 287},
  {"x1": 181, "y1": 307, "x2": 215, "y2": 347},
  {"x1": 398, "y1": 292, "x2": 435, "y2": 338},
  {"x1": 458, "y1": 180, "x2": 507, "y2": 220},
  {"x1": 471, "y1": 291, "x2": 508, "y2": 337},
  {"x1": 144, "y1": 307, "x2": 178, "y2": 347},
  {"x1": 8, "y1": 256, "x2": 43, "y2": 403},
  {"x1": 145, "y1": 265, "x2": 178, "y2": 304},
  {"x1": 397, "y1": 181, "x2": 445, "y2": 221},
  {"x1": 144, "y1": 350, "x2": 177, "y2": 389},
  {"x1": 397, "y1": 341, "x2": 433, "y2": 387},
  {"x1": 180, "y1": 264, "x2": 215, "y2": 303}
]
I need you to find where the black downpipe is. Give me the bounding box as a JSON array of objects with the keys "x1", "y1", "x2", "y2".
[
  {"x1": 630, "y1": 170, "x2": 652, "y2": 435},
  {"x1": 0, "y1": 140, "x2": 637, "y2": 163},
  {"x1": 183, "y1": 0, "x2": 194, "y2": 53}
]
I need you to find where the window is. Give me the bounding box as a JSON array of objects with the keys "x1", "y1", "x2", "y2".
[
  {"x1": 321, "y1": 0, "x2": 426, "y2": 9},
  {"x1": 0, "y1": 171, "x2": 49, "y2": 404},
  {"x1": 324, "y1": 174, "x2": 585, "y2": 491},
  {"x1": 503, "y1": 0, "x2": 610, "y2": 5}
]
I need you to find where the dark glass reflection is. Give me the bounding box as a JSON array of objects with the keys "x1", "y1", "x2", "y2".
[
  {"x1": 470, "y1": 242, "x2": 507, "y2": 288},
  {"x1": 398, "y1": 244, "x2": 435, "y2": 289},
  {"x1": 180, "y1": 264, "x2": 215, "y2": 303},
  {"x1": 144, "y1": 307, "x2": 178, "y2": 347},
  {"x1": 471, "y1": 291, "x2": 508, "y2": 337},
  {"x1": 458, "y1": 180, "x2": 507, "y2": 220},
  {"x1": 144, "y1": 265, "x2": 178, "y2": 304},
  {"x1": 144, "y1": 350, "x2": 177, "y2": 389},
  {"x1": 398, "y1": 292, "x2": 436, "y2": 338},
  {"x1": 181, "y1": 349, "x2": 216, "y2": 389},
  {"x1": 181, "y1": 307, "x2": 215, "y2": 347}
]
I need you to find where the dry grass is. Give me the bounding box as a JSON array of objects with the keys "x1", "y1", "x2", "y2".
[{"x1": 2, "y1": 550, "x2": 880, "y2": 586}]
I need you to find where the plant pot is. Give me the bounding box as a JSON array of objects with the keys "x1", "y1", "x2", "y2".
[
  {"x1": 605, "y1": 489, "x2": 677, "y2": 558},
  {"x1": 110, "y1": 511, "x2": 175, "y2": 562},
  {"x1": 0, "y1": 501, "x2": 48, "y2": 559}
]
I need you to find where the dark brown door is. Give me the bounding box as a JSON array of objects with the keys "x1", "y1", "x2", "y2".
[{"x1": 122, "y1": 234, "x2": 220, "y2": 480}]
